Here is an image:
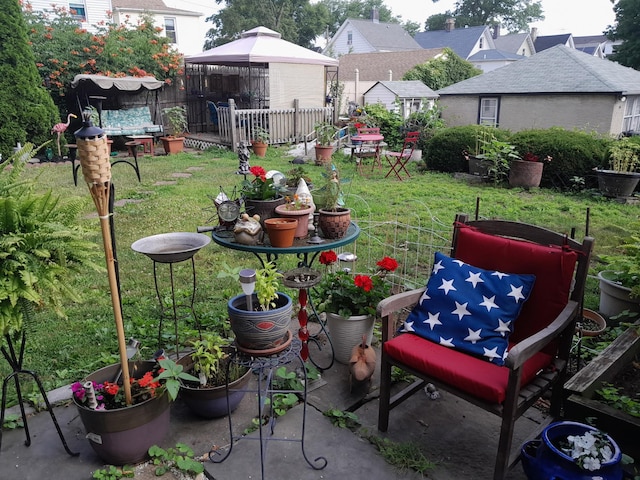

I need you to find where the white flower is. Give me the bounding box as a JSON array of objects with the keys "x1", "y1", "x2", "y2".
[
  {"x1": 561, "y1": 428, "x2": 615, "y2": 472},
  {"x1": 582, "y1": 456, "x2": 601, "y2": 471}
]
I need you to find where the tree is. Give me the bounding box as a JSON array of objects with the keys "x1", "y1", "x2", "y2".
[
  {"x1": 318, "y1": 0, "x2": 399, "y2": 37},
  {"x1": 204, "y1": 0, "x2": 330, "y2": 49},
  {"x1": 402, "y1": 48, "x2": 482, "y2": 90},
  {"x1": 427, "y1": 0, "x2": 544, "y2": 32},
  {"x1": 606, "y1": 0, "x2": 640, "y2": 70},
  {"x1": 0, "y1": 0, "x2": 58, "y2": 159},
  {"x1": 23, "y1": 5, "x2": 184, "y2": 110}
]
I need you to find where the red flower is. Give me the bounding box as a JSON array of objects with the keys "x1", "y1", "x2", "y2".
[
  {"x1": 249, "y1": 165, "x2": 267, "y2": 181},
  {"x1": 319, "y1": 250, "x2": 338, "y2": 265},
  {"x1": 377, "y1": 256, "x2": 399, "y2": 272},
  {"x1": 354, "y1": 274, "x2": 373, "y2": 292},
  {"x1": 522, "y1": 152, "x2": 539, "y2": 162},
  {"x1": 137, "y1": 371, "x2": 155, "y2": 388},
  {"x1": 103, "y1": 382, "x2": 119, "y2": 396}
]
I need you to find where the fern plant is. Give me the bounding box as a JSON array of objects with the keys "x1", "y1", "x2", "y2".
[{"x1": 0, "y1": 143, "x2": 102, "y2": 339}]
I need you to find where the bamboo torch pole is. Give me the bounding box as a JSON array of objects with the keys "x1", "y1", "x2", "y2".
[{"x1": 75, "y1": 112, "x2": 132, "y2": 405}]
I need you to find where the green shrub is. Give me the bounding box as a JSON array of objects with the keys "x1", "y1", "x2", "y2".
[
  {"x1": 424, "y1": 125, "x2": 511, "y2": 173},
  {"x1": 363, "y1": 103, "x2": 404, "y2": 150},
  {"x1": 510, "y1": 128, "x2": 609, "y2": 189}
]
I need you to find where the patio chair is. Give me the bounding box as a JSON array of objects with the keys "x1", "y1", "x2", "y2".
[
  {"x1": 206, "y1": 101, "x2": 219, "y2": 131},
  {"x1": 384, "y1": 131, "x2": 420, "y2": 180},
  {"x1": 377, "y1": 213, "x2": 594, "y2": 480}
]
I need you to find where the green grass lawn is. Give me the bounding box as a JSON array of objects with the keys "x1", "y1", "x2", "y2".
[{"x1": 1, "y1": 144, "x2": 638, "y2": 406}]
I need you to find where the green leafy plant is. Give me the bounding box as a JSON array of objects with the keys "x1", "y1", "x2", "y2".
[
  {"x1": 186, "y1": 332, "x2": 247, "y2": 387},
  {"x1": 148, "y1": 443, "x2": 204, "y2": 477},
  {"x1": 367, "y1": 435, "x2": 436, "y2": 474},
  {"x1": 314, "y1": 164, "x2": 350, "y2": 211},
  {"x1": 240, "y1": 165, "x2": 287, "y2": 200},
  {"x1": 251, "y1": 126, "x2": 270, "y2": 143},
  {"x1": 599, "y1": 234, "x2": 640, "y2": 297},
  {"x1": 285, "y1": 166, "x2": 313, "y2": 188},
  {"x1": 323, "y1": 408, "x2": 360, "y2": 429},
  {"x1": 2, "y1": 413, "x2": 23, "y2": 430},
  {"x1": 92, "y1": 465, "x2": 134, "y2": 480},
  {"x1": 314, "y1": 121, "x2": 338, "y2": 146},
  {"x1": 155, "y1": 358, "x2": 199, "y2": 401},
  {"x1": 475, "y1": 131, "x2": 521, "y2": 186},
  {"x1": 162, "y1": 106, "x2": 188, "y2": 136},
  {"x1": 266, "y1": 392, "x2": 299, "y2": 416},
  {"x1": 596, "y1": 382, "x2": 640, "y2": 418},
  {"x1": 607, "y1": 137, "x2": 640, "y2": 172},
  {"x1": 254, "y1": 261, "x2": 283, "y2": 311}
]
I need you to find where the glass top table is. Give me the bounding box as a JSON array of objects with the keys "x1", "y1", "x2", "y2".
[{"x1": 210, "y1": 221, "x2": 360, "y2": 268}]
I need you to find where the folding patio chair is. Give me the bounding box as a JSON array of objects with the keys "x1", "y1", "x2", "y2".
[{"x1": 384, "y1": 131, "x2": 420, "y2": 180}]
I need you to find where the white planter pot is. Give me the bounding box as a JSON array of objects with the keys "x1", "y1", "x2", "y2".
[
  {"x1": 326, "y1": 312, "x2": 374, "y2": 365},
  {"x1": 598, "y1": 271, "x2": 640, "y2": 321}
]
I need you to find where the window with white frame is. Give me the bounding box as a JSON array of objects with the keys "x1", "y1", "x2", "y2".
[
  {"x1": 479, "y1": 97, "x2": 499, "y2": 126},
  {"x1": 69, "y1": 2, "x2": 86, "y2": 21},
  {"x1": 164, "y1": 17, "x2": 177, "y2": 43},
  {"x1": 622, "y1": 96, "x2": 640, "y2": 134},
  {"x1": 347, "y1": 31, "x2": 352, "y2": 46}
]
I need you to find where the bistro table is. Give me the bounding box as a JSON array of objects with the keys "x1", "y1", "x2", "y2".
[
  {"x1": 349, "y1": 133, "x2": 385, "y2": 174},
  {"x1": 210, "y1": 222, "x2": 360, "y2": 369}
]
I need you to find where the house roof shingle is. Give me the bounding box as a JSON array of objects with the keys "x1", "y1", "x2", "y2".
[
  {"x1": 493, "y1": 33, "x2": 531, "y2": 54},
  {"x1": 533, "y1": 34, "x2": 572, "y2": 52},
  {"x1": 338, "y1": 48, "x2": 444, "y2": 82},
  {"x1": 437, "y1": 45, "x2": 640, "y2": 96},
  {"x1": 366, "y1": 80, "x2": 438, "y2": 98},
  {"x1": 345, "y1": 19, "x2": 422, "y2": 52},
  {"x1": 414, "y1": 25, "x2": 491, "y2": 59}
]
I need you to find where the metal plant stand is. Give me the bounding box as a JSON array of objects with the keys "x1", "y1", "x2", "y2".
[
  {"x1": 208, "y1": 338, "x2": 327, "y2": 479},
  {"x1": 131, "y1": 232, "x2": 211, "y2": 357},
  {"x1": 0, "y1": 332, "x2": 78, "y2": 456}
]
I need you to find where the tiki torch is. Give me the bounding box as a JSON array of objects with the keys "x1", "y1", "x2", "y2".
[{"x1": 75, "y1": 111, "x2": 132, "y2": 405}]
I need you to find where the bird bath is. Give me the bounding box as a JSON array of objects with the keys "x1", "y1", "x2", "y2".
[{"x1": 131, "y1": 232, "x2": 211, "y2": 263}]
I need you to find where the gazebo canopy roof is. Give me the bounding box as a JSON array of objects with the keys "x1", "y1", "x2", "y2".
[{"x1": 185, "y1": 26, "x2": 338, "y2": 67}]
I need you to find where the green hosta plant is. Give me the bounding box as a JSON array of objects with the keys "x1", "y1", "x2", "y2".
[
  {"x1": 0, "y1": 143, "x2": 102, "y2": 339},
  {"x1": 255, "y1": 261, "x2": 282, "y2": 311}
]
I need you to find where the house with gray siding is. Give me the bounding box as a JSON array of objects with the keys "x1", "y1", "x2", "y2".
[
  {"x1": 435, "y1": 45, "x2": 640, "y2": 137},
  {"x1": 364, "y1": 81, "x2": 438, "y2": 118}
]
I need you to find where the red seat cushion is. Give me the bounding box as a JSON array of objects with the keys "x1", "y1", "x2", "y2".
[
  {"x1": 454, "y1": 226, "x2": 578, "y2": 346},
  {"x1": 384, "y1": 333, "x2": 553, "y2": 403}
]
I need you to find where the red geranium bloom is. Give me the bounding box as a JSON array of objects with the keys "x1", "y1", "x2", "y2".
[
  {"x1": 354, "y1": 274, "x2": 373, "y2": 292},
  {"x1": 377, "y1": 256, "x2": 399, "y2": 272},
  {"x1": 249, "y1": 165, "x2": 267, "y2": 181},
  {"x1": 319, "y1": 250, "x2": 338, "y2": 265},
  {"x1": 103, "y1": 382, "x2": 120, "y2": 396}
]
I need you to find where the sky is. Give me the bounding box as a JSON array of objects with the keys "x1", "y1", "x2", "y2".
[{"x1": 384, "y1": 0, "x2": 617, "y2": 36}]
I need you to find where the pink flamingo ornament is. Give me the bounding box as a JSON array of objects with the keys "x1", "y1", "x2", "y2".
[{"x1": 51, "y1": 113, "x2": 77, "y2": 159}]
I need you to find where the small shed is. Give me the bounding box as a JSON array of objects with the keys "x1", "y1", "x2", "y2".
[{"x1": 363, "y1": 80, "x2": 438, "y2": 118}]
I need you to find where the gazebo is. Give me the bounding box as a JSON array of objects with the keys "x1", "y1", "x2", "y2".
[{"x1": 184, "y1": 26, "x2": 338, "y2": 136}]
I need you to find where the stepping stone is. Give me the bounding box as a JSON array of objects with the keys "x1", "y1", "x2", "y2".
[
  {"x1": 171, "y1": 172, "x2": 192, "y2": 178},
  {"x1": 154, "y1": 180, "x2": 178, "y2": 186}
]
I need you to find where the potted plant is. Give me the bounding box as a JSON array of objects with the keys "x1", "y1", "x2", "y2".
[
  {"x1": 473, "y1": 132, "x2": 520, "y2": 186},
  {"x1": 274, "y1": 194, "x2": 315, "y2": 239},
  {"x1": 315, "y1": 165, "x2": 351, "y2": 239},
  {"x1": 241, "y1": 165, "x2": 287, "y2": 227},
  {"x1": 161, "y1": 105, "x2": 188, "y2": 154},
  {"x1": 251, "y1": 126, "x2": 269, "y2": 158},
  {"x1": 314, "y1": 251, "x2": 398, "y2": 364},
  {"x1": 597, "y1": 234, "x2": 640, "y2": 319},
  {"x1": 0, "y1": 143, "x2": 102, "y2": 454},
  {"x1": 176, "y1": 332, "x2": 251, "y2": 419},
  {"x1": 508, "y1": 151, "x2": 552, "y2": 189},
  {"x1": 314, "y1": 121, "x2": 337, "y2": 165},
  {"x1": 227, "y1": 262, "x2": 293, "y2": 353},
  {"x1": 285, "y1": 166, "x2": 313, "y2": 195},
  {"x1": 595, "y1": 137, "x2": 640, "y2": 197}
]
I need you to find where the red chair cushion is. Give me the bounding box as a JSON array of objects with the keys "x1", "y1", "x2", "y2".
[
  {"x1": 454, "y1": 225, "x2": 578, "y2": 345},
  {"x1": 384, "y1": 333, "x2": 553, "y2": 403}
]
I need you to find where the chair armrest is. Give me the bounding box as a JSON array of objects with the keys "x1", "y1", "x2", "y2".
[
  {"x1": 505, "y1": 300, "x2": 579, "y2": 370},
  {"x1": 377, "y1": 288, "x2": 425, "y2": 342}
]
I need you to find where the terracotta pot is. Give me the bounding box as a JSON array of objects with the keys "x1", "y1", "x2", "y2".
[
  {"x1": 274, "y1": 204, "x2": 314, "y2": 238},
  {"x1": 74, "y1": 361, "x2": 170, "y2": 465},
  {"x1": 160, "y1": 136, "x2": 185, "y2": 154},
  {"x1": 576, "y1": 308, "x2": 606, "y2": 337},
  {"x1": 244, "y1": 197, "x2": 285, "y2": 228},
  {"x1": 228, "y1": 293, "x2": 292, "y2": 351},
  {"x1": 508, "y1": 159, "x2": 543, "y2": 188},
  {"x1": 314, "y1": 145, "x2": 333, "y2": 165},
  {"x1": 251, "y1": 140, "x2": 267, "y2": 158},
  {"x1": 176, "y1": 353, "x2": 251, "y2": 419},
  {"x1": 318, "y1": 208, "x2": 351, "y2": 239},
  {"x1": 264, "y1": 217, "x2": 297, "y2": 247}
]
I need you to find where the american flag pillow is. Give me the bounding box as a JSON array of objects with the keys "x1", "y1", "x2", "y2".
[{"x1": 401, "y1": 252, "x2": 536, "y2": 366}]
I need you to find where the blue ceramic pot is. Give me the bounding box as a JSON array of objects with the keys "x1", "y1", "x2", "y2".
[
  {"x1": 521, "y1": 421, "x2": 623, "y2": 480},
  {"x1": 228, "y1": 292, "x2": 292, "y2": 350}
]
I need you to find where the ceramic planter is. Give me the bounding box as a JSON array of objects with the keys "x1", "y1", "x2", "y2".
[
  {"x1": 325, "y1": 312, "x2": 374, "y2": 364},
  {"x1": 314, "y1": 145, "x2": 333, "y2": 165},
  {"x1": 508, "y1": 159, "x2": 543, "y2": 188},
  {"x1": 244, "y1": 197, "x2": 285, "y2": 228},
  {"x1": 74, "y1": 361, "x2": 170, "y2": 465},
  {"x1": 251, "y1": 141, "x2": 268, "y2": 158},
  {"x1": 274, "y1": 204, "x2": 314, "y2": 239},
  {"x1": 160, "y1": 136, "x2": 185, "y2": 155},
  {"x1": 176, "y1": 353, "x2": 251, "y2": 419},
  {"x1": 595, "y1": 169, "x2": 640, "y2": 198},
  {"x1": 521, "y1": 421, "x2": 622, "y2": 480},
  {"x1": 228, "y1": 292, "x2": 292, "y2": 351},
  {"x1": 264, "y1": 217, "x2": 298, "y2": 247},
  {"x1": 318, "y1": 208, "x2": 351, "y2": 239},
  {"x1": 597, "y1": 271, "x2": 640, "y2": 320}
]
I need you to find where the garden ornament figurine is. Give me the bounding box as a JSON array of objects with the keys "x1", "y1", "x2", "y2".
[
  {"x1": 237, "y1": 141, "x2": 251, "y2": 175},
  {"x1": 51, "y1": 113, "x2": 77, "y2": 159}
]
